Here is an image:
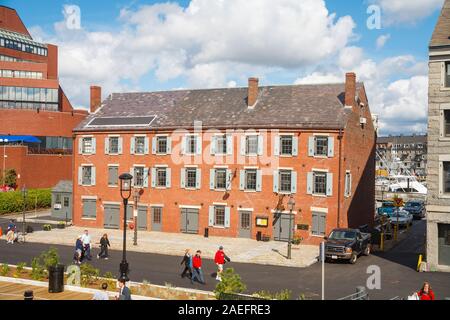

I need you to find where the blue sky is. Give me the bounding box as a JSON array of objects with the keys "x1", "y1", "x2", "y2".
[{"x1": 3, "y1": 0, "x2": 445, "y2": 135}]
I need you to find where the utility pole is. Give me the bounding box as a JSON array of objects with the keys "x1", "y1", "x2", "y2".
[
  {"x1": 321, "y1": 241, "x2": 325, "y2": 300},
  {"x1": 22, "y1": 186, "x2": 27, "y2": 243}
]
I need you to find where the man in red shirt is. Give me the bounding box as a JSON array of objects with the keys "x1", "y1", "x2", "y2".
[
  {"x1": 214, "y1": 246, "x2": 230, "y2": 281},
  {"x1": 191, "y1": 250, "x2": 205, "y2": 285}
]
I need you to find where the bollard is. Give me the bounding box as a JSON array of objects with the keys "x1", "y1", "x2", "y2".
[
  {"x1": 0, "y1": 226, "x2": 2, "y2": 237},
  {"x1": 24, "y1": 290, "x2": 33, "y2": 300},
  {"x1": 355, "y1": 286, "x2": 368, "y2": 300},
  {"x1": 394, "y1": 225, "x2": 398, "y2": 241},
  {"x1": 417, "y1": 255, "x2": 423, "y2": 272}
]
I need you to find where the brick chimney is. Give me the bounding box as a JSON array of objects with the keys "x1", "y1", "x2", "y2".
[
  {"x1": 345, "y1": 72, "x2": 356, "y2": 107},
  {"x1": 248, "y1": 77, "x2": 259, "y2": 108},
  {"x1": 90, "y1": 86, "x2": 102, "y2": 113}
]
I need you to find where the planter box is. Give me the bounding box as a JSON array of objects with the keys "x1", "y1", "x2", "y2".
[{"x1": 57, "y1": 224, "x2": 66, "y2": 229}]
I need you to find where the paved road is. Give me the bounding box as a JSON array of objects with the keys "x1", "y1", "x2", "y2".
[{"x1": 0, "y1": 220, "x2": 449, "y2": 300}]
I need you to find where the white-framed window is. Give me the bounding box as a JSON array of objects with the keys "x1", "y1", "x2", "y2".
[
  {"x1": 131, "y1": 136, "x2": 149, "y2": 155},
  {"x1": 105, "y1": 136, "x2": 122, "y2": 155},
  {"x1": 181, "y1": 167, "x2": 201, "y2": 190},
  {"x1": 182, "y1": 134, "x2": 201, "y2": 155},
  {"x1": 210, "y1": 168, "x2": 232, "y2": 191},
  {"x1": 308, "y1": 136, "x2": 334, "y2": 158},
  {"x1": 442, "y1": 161, "x2": 450, "y2": 194},
  {"x1": 187, "y1": 135, "x2": 197, "y2": 154},
  {"x1": 208, "y1": 205, "x2": 231, "y2": 228},
  {"x1": 445, "y1": 61, "x2": 450, "y2": 88},
  {"x1": 246, "y1": 135, "x2": 259, "y2": 155},
  {"x1": 344, "y1": 171, "x2": 352, "y2": 197},
  {"x1": 108, "y1": 166, "x2": 119, "y2": 187},
  {"x1": 273, "y1": 169, "x2": 297, "y2": 194},
  {"x1": 211, "y1": 134, "x2": 233, "y2": 156},
  {"x1": 79, "y1": 137, "x2": 96, "y2": 155},
  {"x1": 311, "y1": 211, "x2": 326, "y2": 236},
  {"x1": 240, "y1": 169, "x2": 262, "y2": 192},
  {"x1": 440, "y1": 104, "x2": 450, "y2": 140},
  {"x1": 151, "y1": 167, "x2": 171, "y2": 188},
  {"x1": 274, "y1": 135, "x2": 298, "y2": 157},
  {"x1": 307, "y1": 171, "x2": 333, "y2": 196},
  {"x1": 134, "y1": 167, "x2": 145, "y2": 187},
  {"x1": 82, "y1": 199, "x2": 97, "y2": 218},
  {"x1": 157, "y1": 136, "x2": 168, "y2": 154},
  {"x1": 78, "y1": 165, "x2": 96, "y2": 186}
]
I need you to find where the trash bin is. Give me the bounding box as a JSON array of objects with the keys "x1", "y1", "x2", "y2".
[
  {"x1": 48, "y1": 264, "x2": 65, "y2": 293},
  {"x1": 256, "y1": 231, "x2": 262, "y2": 242},
  {"x1": 24, "y1": 290, "x2": 33, "y2": 300},
  {"x1": 204, "y1": 228, "x2": 209, "y2": 238}
]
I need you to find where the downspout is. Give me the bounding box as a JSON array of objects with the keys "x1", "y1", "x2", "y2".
[{"x1": 337, "y1": 129, "x2": 344, "y2": 228}]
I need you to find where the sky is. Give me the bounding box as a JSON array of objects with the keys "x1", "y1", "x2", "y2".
[{"x1": 2, "y1": 0, "x2": 445, "y2": 136}]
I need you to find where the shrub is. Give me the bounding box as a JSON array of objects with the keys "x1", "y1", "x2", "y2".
[
  {"x1": 43, "y1": 224, "x2": 52, "y2": 231},
  {"x1": 0, "y1": 188, "x2": 51, "y2": 215},
  {"x1": 39, "y1": 247, "x2": 59, "y2": 269},
  {"x1": 80, "y1": 263, "x2": 100, "y2": 287},
  {"x1": 0, "y1": 264, "x2": 10, "y2": 276},
  {"x1": 103, "y1": 271, "x2": 116, "y2": 289},
  {"x1": 16, "y1": 262, "x2": 27, "y2": 274},
  {"x1": 253, "y1": 289, "x2": 292, "y2": 300},
  {"x1": 214, "y1": 268, "x2": 247, "y2": 299},
  {"x1": 31, "y1": 258, "x2": 46, "y2": 280}
]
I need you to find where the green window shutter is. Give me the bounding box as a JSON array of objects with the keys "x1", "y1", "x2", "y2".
[
  {"x1": 118, "y1": 137, "x2": 123, "y2": 154},
  {"x1": 209, "y1": 206, "x2": 215, "y2": 227},
  {"x1": 256, "y1": 169, "x2": 262, "y2": 192},
  {"x1": 225, "y1": 207, "x2": 231, "y2": 228},
  {"x1": 274, "y1": 136, "x2": 280, "y2": 156},
  {"x1": 328, "y1": 137, "x2": 334, "y2": 157},
  {"x1": 210, "y1": 169, "x2": 215, "y2": 190},
  {"x1": 210, "y1": 136, "x2": 216, "y2": 155},
  {"x1": 226, "y1": 135, "x2": 233, "y2": 155},
  {"x1": 180, "y1": 168, "x2": 186, "y2": 189},
  {"x1": 307, "y1": 172, "x2": 313, "y2": 195},
  {"x1": 196, "y1": 169, "x2": 201, "y2": 189},
  {"x1": 104, "y1": 137, "x2": 109, "y2": 154},
  {"x1": 239, "y1": 170, "x2": 245, "y2": 190},
  {"x1": 308, "y1": 137, "x2": 315, "y2": 157},
  {"x1": 166, "y1": 168, "x2": 171, "y2": 188},
  {"x1": 273, "y1": 170, "x2": 279, "y2": 193},
  {"x1": 291, "y1": 171, "x2": 297, "y2": 194},
  {"x1": 292, "y1": 137, "x2": 299, "y2": 156},
  {"x1": 91, "y1": 138, "x2": 96, "y2": 154},
  {"x1": 130, "y1": 137, "x2": 135, "y2": 154},
  {"x1": 91, "y1": 167, "x2": 96, "y2": 186},
  {"x1": 143, "y1": 168, "x2": 149, "y2": 188},
  {"x1": 151, "y1": 168, "x2": 156, "y2": 188},
  {"x1": 326, "y1": 173, "x2": 333, "y2": 196},
  {"x1": 167, "y1": 137, "x2": 172, "y2": 154},
  {"x1": 152, "y1": 137, "x2": 157, "y2": 155}
]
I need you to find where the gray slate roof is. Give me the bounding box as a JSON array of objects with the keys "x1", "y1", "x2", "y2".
[
  {"x1": 377, "y1": 135, "x2": 427, "y2": 144},
  {"x1": 430, "y1": 0, "x2": 450, "y2": 47},
  {"x1": 75, "y1": 83, "x2": 362, "y2": 132},
  {"x1": 52, "y1": 180, "x2": 72, "y2": 193}
]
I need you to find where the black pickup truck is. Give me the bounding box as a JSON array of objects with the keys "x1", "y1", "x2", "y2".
[{"x1": 324, "y1": 228, "x2": 371, "y2": 264}]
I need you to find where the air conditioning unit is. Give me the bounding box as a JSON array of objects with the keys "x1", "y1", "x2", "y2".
[{"x1": 360, "y1": 117, "x2": 367, "y2": 125}]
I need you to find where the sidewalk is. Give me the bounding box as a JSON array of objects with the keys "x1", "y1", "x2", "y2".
[{"x1": 14, "y1": 226, "x2": 319, "y2": 268}]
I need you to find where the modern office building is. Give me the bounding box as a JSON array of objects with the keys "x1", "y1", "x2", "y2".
[
  {"x1": 427, "y1": 0, "x2": 450, "y2": 271},
  {"x1": 0, "y1": 5, "x2": 88, "y2": 189},
  {"x1": 72, "y1": 73, "x2": 376, "y2": 244}
]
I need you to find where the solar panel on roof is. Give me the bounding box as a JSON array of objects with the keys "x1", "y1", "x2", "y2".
[{"x1": 87, "y1": 116, "x2": 157, "y2": 127}]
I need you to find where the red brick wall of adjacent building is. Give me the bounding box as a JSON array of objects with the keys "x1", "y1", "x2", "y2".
[
  {"x1": 72, "y1": 123, "x2": 375, "y2": 244},
  {"x1": 0, "y1": 146, "x2": 73, "y2": 189}
]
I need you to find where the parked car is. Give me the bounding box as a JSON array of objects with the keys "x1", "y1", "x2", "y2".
[
  {"x1": 377, "y1": 201, "x2": 397, "y2": 216},
  {"x1": 324, "y1": 228, "x2": 371, "y2": 264},
  {"x1": 403, "y1": 201, "x2": 425, "y2": 220},
  {"x1": 386, "y1": 210, "x2": 413, "y2": 227}
]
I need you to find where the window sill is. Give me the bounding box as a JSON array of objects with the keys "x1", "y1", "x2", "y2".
[
  {"x1": 81, "y1": 217, "x2": 97, "y2": 221},
  {"x1": 312, "y1": 194, "x2": 328, "y2": 198},
  {"x1": 438, "y1": 137, "x2": 450, "y2": 142},
  {"x1": 311, "y1": 234, "x2": 325, "y2": 238},
  {"x1": 132, "y1": 153, "x2": 147, "y2": 156},
  {"x1": 155, "y1": 153, "x2": 168, "y2": 156},
  {"x1": 438, "y1": 193, "x2": 450, "y2": 199},
  {"x1": 108, "y1": 185, "x2": 119, "y2": 188},
  {"x1": 106, "y1": 153, "x2": 120, "y2": 156},
  {"x1": 244, "y1": 190, "x2": 258, "y2": 193},
  {"x1": 212, "y1": 189, "x2": 228, "y2": 192},
  {"x1": 154, "y1": 187, "x2": 169, "y2": 190},
  {"x1": 278, "y1": 191, "x2": 293, "y2": 195},
  {"x1": 81, "y1": 184, "x2": 94, "y2": 187},
  {"x1": 279, "y1": 154, "x2": 294, "y2": 158},
  {"x1": 184, "y1": 188, "x2": 199, "y2": 191},
  {"x1": 440, "y1": 87, "x2": 450, "y2": 91},
  {"x1": 313, "y1": 155, "x2": 329, "y2": 159},
  {"x1": 211, "y1": 226, "x2": 227, "y2": 229}
]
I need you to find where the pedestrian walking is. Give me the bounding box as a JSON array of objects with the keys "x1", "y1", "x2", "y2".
[
  {"x1": 191, "y1": 250, "x2": 205, "y2": 285},
  {"x1": 116, "y1": 279, "x2": 132, "y2": 300},
  {"x1": 81, "y1": 229, "x2": 92, "y2": 261},
  {"x1": 74, "y1": 235, "x2": 84, "y2": 264},
  {"x1": 417, "y1": 282, "x2": 435, "y2": 300},
  {"x1": 97, "y1": 234, "x2": 110, "y2": 260},
  {"x1": 92, "y1": 283, "x2": 110, "y2": 300},
  {"x1": 6, "y1": 220, "x2": 16, "y2": 244},
  {"x1": 180, "y1": 249, "x2": 193, "y2": 279},
  {"x1": 214, "y1": 246, "x2": 230, "y2": 281}
]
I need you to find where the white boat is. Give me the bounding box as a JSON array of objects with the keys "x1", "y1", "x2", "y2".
[{"x1": 387, "y1": 175, "x2": 427, "y2": 195}]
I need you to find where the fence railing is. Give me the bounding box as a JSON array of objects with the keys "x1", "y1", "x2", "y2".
[{"x1": 337, "y1": 287, "x2": 369, "y2": 300}]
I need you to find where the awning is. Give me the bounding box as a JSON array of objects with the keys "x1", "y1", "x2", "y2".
[{"x1": 0, "y1": 135, "x2": 41, "y2": 143}]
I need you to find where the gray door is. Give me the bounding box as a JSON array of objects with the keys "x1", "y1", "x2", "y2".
[
  {"x1": 438, "y1": 224, "x2": 450, "y2": 266},
  {"x1": 151, "y1": 207, "x2": 162, "y2": 231},
  {"x1": 137, "y1": 206, "x2": 147, "y2": 231},
  {"x1": 104, "y1": 205, "x2": 120, "y2": 229},
  {"x1": 273, "y1": 212, "x2": 294, "y2": 242},
  {"x1": 62, "y1": 195, "x2": 72, "y2": 220},
  {"x1": 239, "y1": 211, "x2": 252, "y2": 238},
  {"x1": 180, "y1": 208, "x2": 199, "y2": 234}
]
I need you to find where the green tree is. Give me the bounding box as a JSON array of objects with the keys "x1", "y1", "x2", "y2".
[
  {"x1": 214, "y1": 268, "x2": 247, "y2": 299},
  {"x1": 2, "y1": 169, "x2": 17, "y2": 188}
]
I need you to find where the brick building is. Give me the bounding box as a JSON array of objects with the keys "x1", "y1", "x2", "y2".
[
  {"x1": 73, "y1": 73, "x2": 376, "y2": 244},
  {"x1": 427, "y1": 0, "x2": 450, "y2": 271},
  {"x1": 0, "y1": 5, "x2": 88, "y2": 189}
]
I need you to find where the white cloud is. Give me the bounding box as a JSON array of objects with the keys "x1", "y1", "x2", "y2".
[
  {"x1": 294, "y1": 72, "x2": 342, "y2": 85},
  {"x1": 376, "y1": 34, "x2": 390, "y2": 49},
  {"x1": 30, "y1": 0, "x2": 356, "y2": 108},
  {"x1": 373, "y1": 0, "x2": 444, "y2": 25}
]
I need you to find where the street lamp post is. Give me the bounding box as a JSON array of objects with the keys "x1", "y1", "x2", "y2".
[
  {"x1": 119, "y1": 173, "x2": 133, "y2": 282},
  {"x1": 287, "y1": 195, "x2": 295, "y2": 260},
  {"x1": 0, "y1": 139, "x2": 8, "y2": 184},
  {"x1": 22, "y1": 186, "x2": 27, "y2": 243}
]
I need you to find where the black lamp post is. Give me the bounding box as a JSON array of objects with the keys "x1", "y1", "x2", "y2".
[
  {"x1": 119, "y1": 173, "x2": 133, "y2": 282},
  {"x1": 287, "y1": 195, "x2": 295, "y2": 260},
  {"x1": 22, "y1": 186, "x2": 27, "y2": 243}
]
